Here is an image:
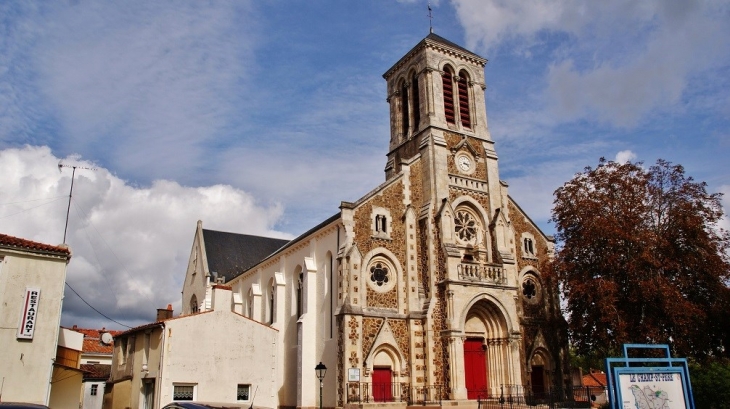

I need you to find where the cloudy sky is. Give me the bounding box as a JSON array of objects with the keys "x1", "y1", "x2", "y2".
[{"x1": 1, "y1": 0, "x2": 728, "y2": 330}]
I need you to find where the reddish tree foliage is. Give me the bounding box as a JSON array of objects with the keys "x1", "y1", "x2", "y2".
[{"x1": 550, "y1": 158, "x2": 730, "y2": 360}]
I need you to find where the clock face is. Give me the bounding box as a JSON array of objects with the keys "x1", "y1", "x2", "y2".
[{"x1": 457, "y1": 155, "x2": 472, "y2": 172}]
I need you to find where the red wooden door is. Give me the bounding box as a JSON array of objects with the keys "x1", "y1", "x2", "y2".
[
  {"x1": 372, "y1": 367, "x2": 392, "y2": 402},
  {"x1": 464, "y1": 338, "x2": 488, "y2": 399}
]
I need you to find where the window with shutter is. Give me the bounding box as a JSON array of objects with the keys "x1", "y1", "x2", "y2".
[
  {"x1": 458, "y1": 71, "x2": 471, "y2": 128},
  {"x1": 442, "y1": 68, "x2": 455, "y2": 124}
]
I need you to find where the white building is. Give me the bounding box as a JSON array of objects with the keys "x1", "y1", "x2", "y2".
[
  {"x1": 0, "y1": 233, "x2": 72, "y2": 405},
  {"x1": 105, "y1": 287, "x2": 278, "y2": 409}
]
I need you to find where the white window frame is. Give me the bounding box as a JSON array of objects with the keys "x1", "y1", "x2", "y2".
[
  {"x1": 172, "y1": 383, "x2": 197, "y2": 401},
  {"x1": 237, "y1": 384, "x2": 251, "y2": 401}
]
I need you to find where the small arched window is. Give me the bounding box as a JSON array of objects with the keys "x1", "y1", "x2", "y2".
[
  {"x1": 296, "y1": 272, "x2": 303, "y2": 318},
  {"x1": 190, "y1": 294, "x2": 199, "y2": 314},
  {"x1": 268, "y1": 282, "x2": 275, "y2": 324},
  {"x1": 457, "y1": 70, "x2": 471, "y2": 128},
  {"x1": 442, "y1": 67, "x2": 456, "y2": 124}
]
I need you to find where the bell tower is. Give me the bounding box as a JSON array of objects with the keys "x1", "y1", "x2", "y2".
[{"x1": 382, "y1": 32, "x2": 503, "y2": 220}]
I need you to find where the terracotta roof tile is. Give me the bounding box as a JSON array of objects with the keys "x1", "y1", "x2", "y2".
[
  {"x1": 68, "y1": 327, "x2": 123, "y2": 354},
  {"x1": 0, "y1": 233, "x2": 71, "y2": 256},
  {"x1": 583, "y1": 372, "x2": 607, "y2": 387},
  {"x1": 80, "y1": 363, "x2": 111, "y2": 380}
]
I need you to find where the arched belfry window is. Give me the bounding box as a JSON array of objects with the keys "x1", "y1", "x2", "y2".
[
  {"x1": 400, "y1": 80, "x2": 409, "y2": 138},
  {"x1": 411, "y1": 72, "x2": 420, "y2": 131},
  {"x1": 458, "y1": 70, "x2": 471, "y2": 128},
  {"x1": 442, "y1": 67, "x2": 456, "y2": 124}
]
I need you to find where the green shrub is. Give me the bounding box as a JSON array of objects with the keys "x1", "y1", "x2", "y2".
[{"x1": 689, "y1": 361, "x2": 730, "y2": 409}]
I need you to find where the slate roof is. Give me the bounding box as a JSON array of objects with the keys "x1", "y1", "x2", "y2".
[
  {"x1": 80, "y1": 363, "x2": 111, "y2": 381},
  {"x1": 424, "y1": 32, "x2": 483, "y2": 60},
  {"x1": 0, "y1": 233, "x2": 71, "y2": 257},
  {"x1": 203, "y1": 229, "x2": 290, "y2": 283},
  {"x1": 383, "y1": 31, "x2": 486, "y2": 79}
]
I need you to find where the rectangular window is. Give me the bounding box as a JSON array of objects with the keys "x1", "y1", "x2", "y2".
[
  {"x1": 237, "y1": 384, "x2": 251, "y2": 401},
  {"x1": 90, "y1": 384, "x2": 98, "y2": 396},
  {"x1": 118, "y1": 338, "x2": 128, "y2": 365},
  {"x1": 173, "y1": 384, "x2": 196, "y2": 401}
]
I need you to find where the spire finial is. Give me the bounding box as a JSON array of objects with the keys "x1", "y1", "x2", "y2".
[{"x1": 428, "y1": 2, "x2": 433, "y2": 33}]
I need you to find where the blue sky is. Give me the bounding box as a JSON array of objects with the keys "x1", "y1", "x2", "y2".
[{"x1": 1, "y1": 0, "x2": 728, "y2": 329}]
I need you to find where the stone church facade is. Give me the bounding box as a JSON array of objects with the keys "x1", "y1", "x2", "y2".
[{"x1": 181, "y1": 32, "x2": 567, "y2": 409}]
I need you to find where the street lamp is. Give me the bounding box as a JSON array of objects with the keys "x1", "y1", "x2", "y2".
[{"x1": 315, "y1": 362, "x2": 327, "y2": 409}]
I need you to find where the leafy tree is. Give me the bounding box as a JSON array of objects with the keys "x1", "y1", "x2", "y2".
[
  {"x1": 689, "y1": 360, "x2": 730, "y2": 409},
  {"x1": 550, "y1": 158, "x2": 730, "y2": 361}
]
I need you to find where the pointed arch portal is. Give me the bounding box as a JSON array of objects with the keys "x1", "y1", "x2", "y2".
[{"x1": 462, "y1": 298, "x2": 512, "y2": 398}]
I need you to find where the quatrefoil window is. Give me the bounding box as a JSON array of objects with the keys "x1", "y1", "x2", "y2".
[
  {"x1": 522, "y1": 278, "x2": 537, "y2": 299},
  {"x1": 370, "y1": 262, "x2": 389, "y2": 287},
  {"x1": 455, "y1": 210, "x2": 478, "y2": 242}
]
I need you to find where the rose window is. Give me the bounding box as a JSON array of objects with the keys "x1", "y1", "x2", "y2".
[
  {"x1": 455, "y1": 210, "x2": 478, "y2": 242},
  {"x1": 370, "y1": 262, "x2": 389, "y2": 287}
]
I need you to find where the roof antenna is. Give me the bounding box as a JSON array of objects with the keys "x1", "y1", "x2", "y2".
[
  {"x1": 58, "y1": 162, "x2": 97, "y2": 244},
  {"x1": 428, "y1": 2, "x2": 433, "y2": 33}
]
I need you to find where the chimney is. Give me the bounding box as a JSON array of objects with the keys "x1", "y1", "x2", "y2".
[
  {"x1": 212, "y1": 285, "x2": 233, "y2": 311},
  {"x1": 156, "y1": 304, "x2": 173, "y2": 321}
]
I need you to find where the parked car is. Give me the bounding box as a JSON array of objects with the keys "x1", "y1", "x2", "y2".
[
  {"x1": 162, "y1": 403, "x2": 269, "y2": 409},
  {"x1": 0, "y1": 404, "x2": 50, "y2": 409}
]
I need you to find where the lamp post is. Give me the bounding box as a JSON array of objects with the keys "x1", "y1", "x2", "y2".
[{"x1": 315, "y1": 362, "x2": 327, "y2": 409}]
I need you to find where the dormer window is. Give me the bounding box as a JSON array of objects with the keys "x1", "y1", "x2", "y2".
[
  {"x1": 376, "y1": 215, "x2": 387, "y2": 234},
  {"x1": 521, "y1": 233, "x2": 537, "y2": 258},
  {"x1": 190, "y1": 294, "x2": 199, "y2": 313}
]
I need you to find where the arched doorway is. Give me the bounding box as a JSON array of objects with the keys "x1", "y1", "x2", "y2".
[
  {"x1": 371, "y1": 349, "x2": 396, "y2": 402},
  {"x1": 529, "y1": 349, "x2": 551, "y2": 398},
  {"x1": 462, "y1": 299, "x2": 511, "y2": 399}
]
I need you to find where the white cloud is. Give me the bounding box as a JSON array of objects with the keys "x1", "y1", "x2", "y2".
[
  {"x1": 615, "y1": 150, "x2": 637, "y2": 164},
  {"x1": 0, "y1": 146, "x2": 289, "y2": 329},
  {"x1": 451, "y1": 0, "x2": 730, "y2": 127},
  {"x1": 1, "y1": 1, "x2": 257, "y2": 181}
]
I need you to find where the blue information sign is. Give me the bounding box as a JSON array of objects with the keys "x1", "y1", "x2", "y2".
[{"x1": 605, "y1": 344, "x2": 694, "y2": 409}]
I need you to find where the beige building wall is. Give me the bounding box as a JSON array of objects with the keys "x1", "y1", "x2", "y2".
[{"x1": 0, "y1": 239, "x2": 70, "y2": 405}]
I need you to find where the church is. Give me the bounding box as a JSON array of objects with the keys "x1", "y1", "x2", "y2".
[{"x1": 181, "y1": 32, "x2": 568, "y2": 408}]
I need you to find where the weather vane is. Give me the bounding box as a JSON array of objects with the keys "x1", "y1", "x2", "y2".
[
  {"x1": 428, "y1": 2, "x2": 433, "y2": 33},
  {"x1": 58, "y1": 162, "x2": 97, "y2": 244}
]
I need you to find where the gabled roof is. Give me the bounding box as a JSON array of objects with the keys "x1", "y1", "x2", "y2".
[
  {"x1": 583, "y1": 371, "x2": 607, "y2": 387},
  {"x1": 202, "y1": 229, "x2": 290, "y2": 283},
  {"x1": 0, "y1": 233, "x2": 71, "y2": 258}
]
